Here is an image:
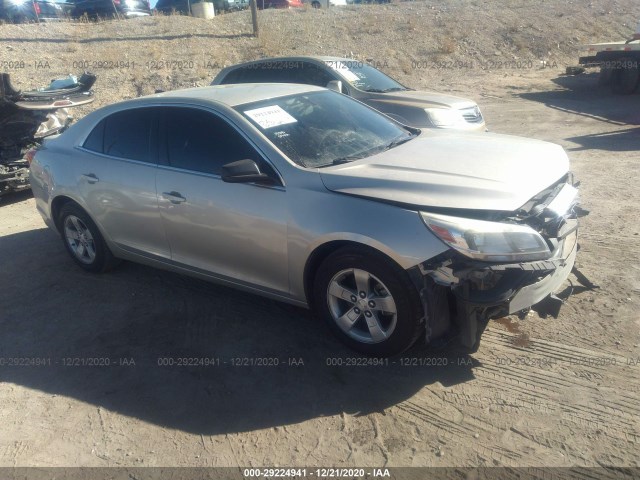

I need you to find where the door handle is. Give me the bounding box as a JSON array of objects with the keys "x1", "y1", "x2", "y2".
[
  {"x1": 162, "y1": 191, "x2": 186, "y2": 204},
  {"x1": 80, "y1": 173, "x2": 99, "y2": 184}
]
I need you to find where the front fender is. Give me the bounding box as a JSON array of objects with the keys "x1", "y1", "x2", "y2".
[{"x1": 286, "y1": 185, "x2": 449, "y2": 301}]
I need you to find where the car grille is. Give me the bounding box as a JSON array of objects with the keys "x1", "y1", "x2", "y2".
[{"x1": 460, "y1": 106, "x2": 483, "y2": 124}]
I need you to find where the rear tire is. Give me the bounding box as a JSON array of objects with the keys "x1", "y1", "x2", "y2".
[
  {"x1": 597, "y1": 67, "x2": 613, "y2": 86},
  {"x1": 313, "y1": 247, "x2": 424, "y2": 357},
  {"x1": 58, "y1": 203, "x2": 119, "y2": 273}
]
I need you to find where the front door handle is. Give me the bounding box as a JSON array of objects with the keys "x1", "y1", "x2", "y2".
[
  {"x1": 162, "y1": 191, "x2": 186, "y2": 204},
  {"x1": 80, "y1": 173, "x2": 99, "y2": 184}
]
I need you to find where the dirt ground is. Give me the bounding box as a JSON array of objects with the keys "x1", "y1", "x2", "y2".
[{"x1": 1, "y1": 0, "x2": 640, "y2": 471}]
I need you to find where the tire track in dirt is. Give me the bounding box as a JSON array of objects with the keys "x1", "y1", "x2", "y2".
[
  {"x1": 394, "y1": 399, "x2": 527, "y2": 466},
  {"x1": 394, "y1": 327, "x2": 640, "y2": 466},
  {"x1": 476, "y1": 328, "x2": 640, "y2": 445}
]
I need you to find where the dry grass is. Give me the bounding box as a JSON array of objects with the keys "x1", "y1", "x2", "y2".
[
  {"x1": 0, "y1": 0, "x2": 636, "y2": 113},
  {"x1": 438, "y1": 36, "x2": 457, "y2": 55}
]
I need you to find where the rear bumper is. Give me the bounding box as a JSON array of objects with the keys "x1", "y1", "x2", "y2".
[{"x1": 123, "y1": 10, "x2": 151, "y2": 16}]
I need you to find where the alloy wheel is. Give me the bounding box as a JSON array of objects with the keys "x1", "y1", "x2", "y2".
[
  {"x1": 64, "y1": 215, "x2": 97, "y2": 265},
  {"x1": 326, "y1": 268, "x2": 398, "y2": 344}
]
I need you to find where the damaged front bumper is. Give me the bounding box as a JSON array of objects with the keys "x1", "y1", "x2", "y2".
[{"x1": 408, "y1": 220, "x2": 579, "y2": 352}]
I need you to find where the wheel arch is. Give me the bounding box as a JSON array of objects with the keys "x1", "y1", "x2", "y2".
[
  {"x1": 51, "y1": 195, "x2": 81, "y2": 232},
  {"x1": 303, "y1": 240, "x2": 409, "y2": 308}
]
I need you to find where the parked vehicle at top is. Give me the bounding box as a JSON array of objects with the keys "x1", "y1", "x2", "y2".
[
  {"x1": 212, "y1": 57, "x2": 486, "y2": 131},
  {"x1": 573, "y1": 22, "x2": 640, "y2": 95},
  {"x1": 155, "y1": 0, "x2": 246, "y2": 14},
  {"x1": 68, "y1": 0, "x2": 150, "y2": 18},
  {"x1": 30, "y1": 84, "x2": 580, "y2": 356},
  {"x1": 255, "y1": 0, "x2": 302, "y2": 9},
  {"x1": 0, "y1": 72, "x2": 96, "y2": 198},
  {"x1": 302, "y1": 0, "x2": 346, "y2": 8},
  {"x1": 0, "y1": 0, "x2": 70, "y2": 22}
]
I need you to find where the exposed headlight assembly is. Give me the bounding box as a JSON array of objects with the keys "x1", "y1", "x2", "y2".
[
  {"x1": 424, "y1": 108, "x2": 465, "y2": 128},
  {"x1": 420, "y1": 212, "x2": 551, "y2": 262}
]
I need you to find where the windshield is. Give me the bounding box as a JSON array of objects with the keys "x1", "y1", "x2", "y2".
[
  {"x1": 325, "y1": 61, "x2": 407, "y2": 93},
  {"x1": 237, "y1": 90, "x2": 417, "y2": 168}
]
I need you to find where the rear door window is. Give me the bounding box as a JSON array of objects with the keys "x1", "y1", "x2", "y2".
[
  {"x1": 82, "y1": 119, "x2": 105, "y2": 153},
  {"x1": 101, "y1": 108, "x2": 158, "y2": 163}
]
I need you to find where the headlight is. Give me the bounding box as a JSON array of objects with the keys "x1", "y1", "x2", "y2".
[
  {"x1": 420, "y1": 212, "x2": 551, "y2": 262},
  {"x1": 424, "y1": 108, "x2": 465, "y2": 128},
  {"x1": 9, "y1": 0, "x2": 29, "y2": 5}
]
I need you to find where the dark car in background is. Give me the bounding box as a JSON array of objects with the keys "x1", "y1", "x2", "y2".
[
  {"x1": 68, "y1": 0, "x2": 150, "y2": 18},
  {"x1": 155, "y1": 0, "x2": 246, "y2": 13},
  {"x1": 0, "y1": 0, "x2": 70, "y2": 22}
]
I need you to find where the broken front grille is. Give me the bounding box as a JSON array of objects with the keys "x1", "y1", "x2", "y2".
[{"x1": 515, "y1": 174, "x2": 579, "y2": 240}]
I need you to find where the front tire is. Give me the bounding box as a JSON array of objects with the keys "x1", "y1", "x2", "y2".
[
  {"x1": 314, "y1": 247, "x2": 424, "y2": 356},
  {"x1": 59, "y1": 203, "x2": 119, "y2": 273}
]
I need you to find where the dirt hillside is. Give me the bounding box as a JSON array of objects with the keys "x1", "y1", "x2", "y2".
[{"x1": 0, "y1": 0, "x2": 637, "y2": 113}]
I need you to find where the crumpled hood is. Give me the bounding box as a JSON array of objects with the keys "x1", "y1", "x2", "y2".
[
  {"x1": 367, "y1": 90, "x2": 477, "y2": 110},
  {"x1": 319, "y1": 131, "x2": 569, "y2": 212}
]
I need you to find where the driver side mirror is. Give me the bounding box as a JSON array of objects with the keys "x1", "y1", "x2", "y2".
[
  {"x1": 326, "y1": 80, "x2": 343, "y2": 93},
  {"x1": 221, "y1": 159, "x2": 276, "y2": 185}
]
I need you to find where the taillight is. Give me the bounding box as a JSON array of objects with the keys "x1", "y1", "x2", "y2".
[
  {"x1": 33, "y1": 1, "x2": 41, "y2": 14},
  {"x1": 113, "y1": 0, "x2": 121, "y2": 5},
  {"x1": 25, "y1": 148, "x2": 38, "y2": 166},
  {"x1": 52, "y1": 100, "x2": 73, "y2": 107}
]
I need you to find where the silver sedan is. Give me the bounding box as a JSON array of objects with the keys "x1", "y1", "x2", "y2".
[{"x1": 29, "y1": 84, "x2": 580, "y2": 356}]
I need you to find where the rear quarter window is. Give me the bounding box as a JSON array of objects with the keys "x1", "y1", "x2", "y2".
[
  {"x1": 82, "y1": 119, "x2": 105, "y2": 153},
  {"x1": 82, "y1": 108, "x2": 157, "y2": 163}
]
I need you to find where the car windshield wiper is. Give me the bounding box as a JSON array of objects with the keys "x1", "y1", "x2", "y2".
[
  {"x1": 316, "y1": 154, "x2": 370, "y2": 168},
  {"x1": 384, "y1": 134, "x2": 415, "y2": 150},
  {"x1": 319, "y1": 137, "x2": 416, "y2": 167}
]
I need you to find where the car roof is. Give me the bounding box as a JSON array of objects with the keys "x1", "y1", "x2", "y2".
[
  {"x1": 127, "y1": 83, "x2": 326, "y2": 108},
  {"x1": 221, "y1": 56, "x2": 354, "y2": 70}
]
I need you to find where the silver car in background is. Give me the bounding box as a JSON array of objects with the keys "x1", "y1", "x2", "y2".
[
  {"x1": 212, "y1": 56, "x2": 486, "y2": 131},
  {"x1": 30, "y1": 84, "x2": 579, "y2": 356}
]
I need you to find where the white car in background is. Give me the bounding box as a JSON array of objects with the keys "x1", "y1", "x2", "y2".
[{"x1": 212, "y1": 56, "x2": 486, "y2": 131}]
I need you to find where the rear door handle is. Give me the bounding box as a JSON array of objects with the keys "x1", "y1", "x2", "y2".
[
  {"x1": 80, "y1": 173, "x2": 99, "y2": 184},
  {"x1": 162, "y1": 191, "x2": 186, "y2": 204}
]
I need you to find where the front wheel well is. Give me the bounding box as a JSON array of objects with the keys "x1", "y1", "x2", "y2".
[{"x1": 303, "y1": 240, "x2": 406, "y2": 308}]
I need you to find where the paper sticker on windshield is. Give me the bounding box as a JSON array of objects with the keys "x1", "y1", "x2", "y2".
[
  {"x1": 244, "y1": 105, "x2": 297, "y2": 129},
  {"x1": 327, "y1": 62, "x2": 360, "y2": 83}
]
